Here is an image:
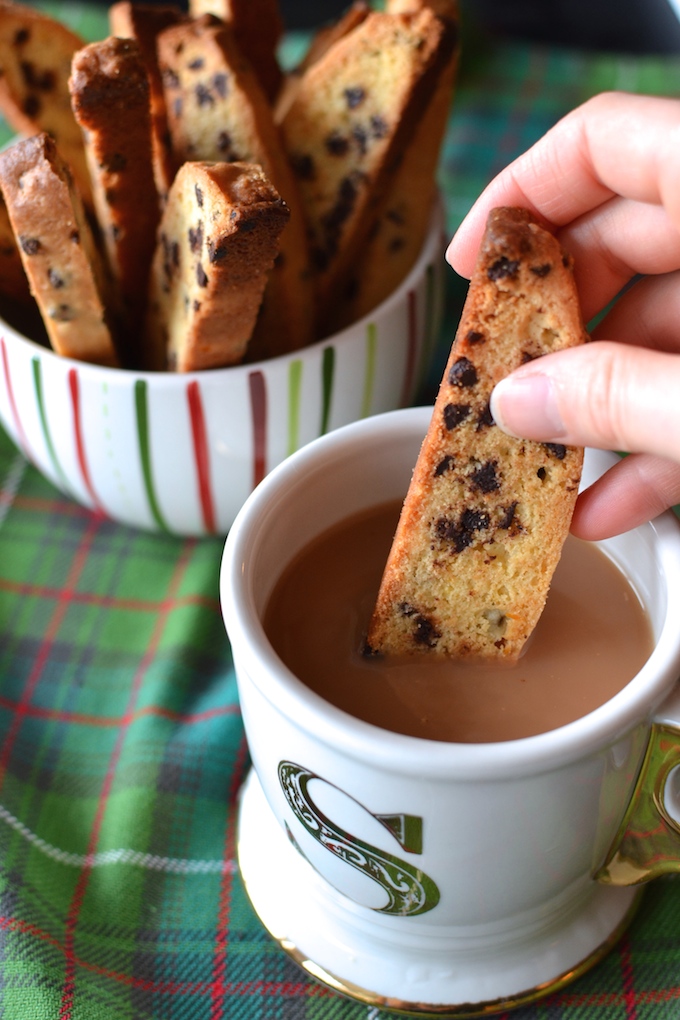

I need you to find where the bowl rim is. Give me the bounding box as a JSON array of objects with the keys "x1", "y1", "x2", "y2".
[{"x1": 0, "y1": 195, "x2": 446, "y2": 383}]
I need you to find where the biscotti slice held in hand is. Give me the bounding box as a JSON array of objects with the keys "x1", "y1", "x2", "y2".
[
  {"x1": 366, "y1": 207, "x2": 588, "y2": 663},
  {"x1": 70, "y1": 37, "x2": 160, "y2": 359},
  {"x1": 108, "y1": 2, "x2": 185, "y2": 203},
  {"x1": 279, "y1": 8, "x2": 456, "y2": 324},
  {"x1": 0, "y1": 1, "x2": 92, "y2": 208},
  {"x1": 0, "y1": 133, "x2": 120, "y2": 367},
  {"x1": 144, "y1": 160, "x2": 289, "y2": 372},
  {"x1": 158, "y1": 15, "x2": 314, "y2": 357}
]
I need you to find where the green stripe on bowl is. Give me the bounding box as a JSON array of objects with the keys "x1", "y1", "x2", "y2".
[
  {"x1": 287, "y1": 358, "x2": 303, "y2": 456},
  {"x1": 361, "y1": 323, "x2": 377, "y2": 418},
  {"x1": 31, "y1": 356, "x2": 71, "y2": 494},
  {"x1": 134, "y1": 379, "x2": 170, "y2": 533},
  {"x1": 320, "y1": 346, "x2": 335, "y2": 435}
]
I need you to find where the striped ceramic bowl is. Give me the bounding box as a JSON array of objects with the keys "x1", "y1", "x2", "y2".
[{"x1": 0, "y1": 203, "x2": 445, "y2": 536}]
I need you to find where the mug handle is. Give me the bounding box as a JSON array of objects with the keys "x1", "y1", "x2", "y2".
[{"x1": 597, "y1": 683, "x2": 680, "y2": 885}]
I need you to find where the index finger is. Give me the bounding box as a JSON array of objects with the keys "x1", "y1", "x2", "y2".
[{"x1": 447, "y1": 91, "x2": 680, "y2": 279}]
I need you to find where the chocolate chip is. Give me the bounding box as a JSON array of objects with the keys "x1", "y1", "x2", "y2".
[
  {"x1": 470, "y1": 460, "x2": 500, "y2": 493},
  {"x1": 412, "y1": 615, "x2": 441, "y2": 648},
  {"x1": 370, "y1": 114, "x2": 388, "y2": 138},
  {"x1": 434, "y1": 455, "x2": 455, "y2": 477},
  {"x1": 448, "y1": 357, "x2": 477, "y2": 388},
  {"x1": 476, "y1": 402, "x2": 494, "y2": 429},
  {"x1": 498, "y1": 501, "x2": 518, "y2": 529},
  {"x1": 443, "y1": 403, "x2": 470, "y2": 430},
  {"x1": 48, "y1": 268, "x2": 64, "y2": 289},
  {"x1": 521, "y1": 351, "x2": 538, "y2": 364},
  {"x1": 188, "y1": 57, "x2": 204, "y2": 70},
  {"x1": 195, "y1": 185, "x2": 204, "y2": 208},
  {"x1": 291, "y1": 153, "x2": 315, "y2": 180},
  {"x1": 193, "y1": 299, "x2": 201, "y2": 312},
  {"x1": 530, "y1": 263, "x2": 552, "y2": 277},
  {"x1": 213, "y1": 73, "x2": 228, "y2": 98},
  {"x1": 19, "y1": 236, "x2": 41, "y2": 255},
  {"x1": 388, "y1": 237, "x2": 405, "y2": 253},
  {"x1": 13, "y1": 28, "x2": 29, "y2": 45},
  {"x1": 70, "y1": 230, "x2": 80, "y2": 245},
  {"x1": 196, "y1": 263, "x2": 208, "y2": 287},
  {"x1": 487, "y1": 256, "x2": 520, "y2": 281},
  {"x1": 188, "y1": 222, "x2": 203, "y2": 253},
  {"x1": 344, "y1": 86, "x2": 366, "y2": 108},
  {"x1": 207, "y1": 239, "x2": 227, "y2": 263},
  {"x1": 195, "y1": 83, "x2": 214, "y2": 106},
  {"x1": 325, "y1": 132, "x2": 349, "y2": 157},
  {"x1": 48, "y1": 304, "x2": 75, "y2": 322},
  {"x1": 162, "y1": 67, "x2": 180, "y2": 89},
  {"x1": 22, "y1": 94, "x2": 40, "y2": 117},
  {"x1": 537, "y1": 467, "x2": 547, "y2": 480},
  {"x1": 466, "y1": 330, "x2": 485, "y2": 344},
  {"x1": 386, "y1": 208, "x2": 405, "y2": 226},
  {"x1": 352, "y1": 124, "x2": 368, "y2": 156},
  {"x1": 544, "y1": 443, "x2": 567, "y2": 459},
  {"x1": 436, "y1": 509, "x2": 490, "y2": 552}
]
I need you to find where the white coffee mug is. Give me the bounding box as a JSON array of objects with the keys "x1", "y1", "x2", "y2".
[{"x1": 220, "y1": 406, "x2": 680, "y2": 1016}]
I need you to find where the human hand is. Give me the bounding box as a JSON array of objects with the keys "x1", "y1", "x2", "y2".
[{"x1": 446, "y1": 91, "x2": 680, "y2": 540}]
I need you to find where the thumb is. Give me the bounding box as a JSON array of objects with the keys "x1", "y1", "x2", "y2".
[{"x1": 489, "y1": 342, "x2": 680, "y2": 463}]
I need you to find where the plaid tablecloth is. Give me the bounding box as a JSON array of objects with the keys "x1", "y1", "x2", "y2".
[{"x1": 2, "y1": 4, "x2": 680, "y2": 1018}]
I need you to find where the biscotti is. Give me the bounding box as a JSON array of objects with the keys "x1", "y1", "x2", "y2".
[
  {"x1": 279, "y1": 8, "x2": 456, "y2": 328},
  {"x1": 0, "y1": 133, "x2": 120, "y2": 366},
  {"x1": 157, "y1": 15, "x2": 314, "y2": 358},
  {"x1": 330, "y1": 0, "x2": 459, "y2": 331},
  {"x1": 0, "y1": 1, "x2": 92, "y2": 208},
  {"x1": 366, "y1": 207, "x2": 587, "y2": 662},
  {"x1": 107, "y1": 2, "x2": 185, "y2": 203},
  {"x1": 274, "y1": 2, "x2": 370, "y2": 123},
  {"x1": 187, "y1": 0, "x2": 283, "y2": 102},
  {"x1": 144, "y1": 160, "x2": 289, "y2": 372},
  {"x1": 70, "y1": 37, "x2": 160, "y2": 358}
]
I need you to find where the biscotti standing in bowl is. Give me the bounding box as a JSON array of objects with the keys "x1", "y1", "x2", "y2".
[{"x1": 0, "y1": 197, "x2": 445, "y2": 535}]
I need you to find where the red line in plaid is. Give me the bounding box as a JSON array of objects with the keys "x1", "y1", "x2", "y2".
[
  {"x1": 0, "y1": 576, "x2": 220, "y2": 614},
  {"x1": 620, "y1": 934, "x2": 638, "y2": 1019},
  {"x1": 59, "y1": 541, "x2": 198, "y2": 1020},
  {"x1": 0, "y1": 515, "x2": 101, "y2": 794},
  {"x1": 0, "y1": 913, "x2": 335, "y2": 998},
  {"x1": 212, "y1": 734, "x2": 249, "y2": 1019},
  {"x1": 0, "y1": 694, "x2": 239, "y2": 727}
]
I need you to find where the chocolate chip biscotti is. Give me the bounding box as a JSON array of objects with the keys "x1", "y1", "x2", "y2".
[
  {"x1": 0, "y1": 1, "x2": 92, "y2": 208},
  {"x1": 329, "y1": 0, "x2": 460, "y2": 332},
  {"x1": 144, "y1": 160, "x2": 289, "y2": 372},
  {"x1": 366, "y1": 207, "x2": 587, "y2": 663},
  {"x1": 70, "y1": 37, "x2": 160, "y2": 358},
  {"x1": 157, "y1": 15, "x2": 314, "y2": 358},
  {"x1": 0, "y1": 133, "x2": 120, "y2": 367},
  {"x1": 279, "y1": 8, "x2": 456, "y2": 329}
]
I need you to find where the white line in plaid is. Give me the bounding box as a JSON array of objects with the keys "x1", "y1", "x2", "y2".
[
  {"x1": 0, "y1": 802, "x2": 237, "y2": 873},
  {"x1": 0, "y1": 451, "x2": 26, "y2": 530}
]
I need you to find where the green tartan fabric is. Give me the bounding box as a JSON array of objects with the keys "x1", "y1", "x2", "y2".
[{"x1": 1, "y1": 4, "x2": 680, "y2": 1018}]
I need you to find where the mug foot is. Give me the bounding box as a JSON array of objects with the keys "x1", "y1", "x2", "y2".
[{"x1": 236, "y1": 768, "x2": 642, "y2": 1017}]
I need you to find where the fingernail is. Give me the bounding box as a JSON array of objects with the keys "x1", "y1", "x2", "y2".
[{"x1": 490, "y1": 372, "x2": 567, "y2": 440}]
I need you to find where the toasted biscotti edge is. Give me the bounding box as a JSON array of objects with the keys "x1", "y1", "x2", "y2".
[
  {"x1": 0, "y1": 133, "x2": 120, "y2": 366},
  {"x1": 366, "y1": 207, "x2": 588, "y2": 662},
  {"x1": 144, "y1": 160, "x2": 289, "y2": 371}
]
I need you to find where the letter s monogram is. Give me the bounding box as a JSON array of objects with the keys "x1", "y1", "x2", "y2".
[{"x1": 278, "y1": 760, "x2": 440, "y2": 916}]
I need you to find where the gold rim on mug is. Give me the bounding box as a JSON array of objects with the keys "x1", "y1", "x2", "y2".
[{"x1": 235, "y1": 820, "x2": 644, "y2": 1018}]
